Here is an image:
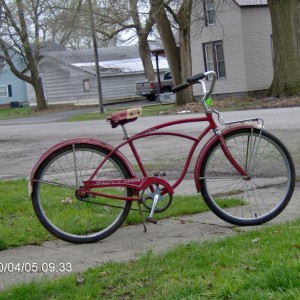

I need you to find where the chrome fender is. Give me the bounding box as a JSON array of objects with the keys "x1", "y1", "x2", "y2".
[
  {"x1": 29, "y1": 138, "x2": 136, "y2": 196},
  {"x1": 194, "y1": 124, "x2": 259, "y2": 193}
]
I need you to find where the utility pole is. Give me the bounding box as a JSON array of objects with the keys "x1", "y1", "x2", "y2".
[{"x1": 87, "y1": 0, "x2": 104, "y2": 113}]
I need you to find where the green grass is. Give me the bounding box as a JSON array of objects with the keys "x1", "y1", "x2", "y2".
[
  {"x1": 127, "y1": 197, "x2": 242, "y2": 225},
  {"x1": 0, "y1": 179, "x2": 240, "y2": 251},
  {"x1": 0, "y1": 179, "x2": 53, "y2": 250},
  {"x1": 66, "y1": 103, "x2": 175, "y2": 122},
  {"x1": 1, "y1": 95, "x2": 299, "y2": 122},
  {"x1": 2, "y1": 219, "x2": 300, "y2": 299},
  {"x1": 1, "y1": 179, "x2": 299, "y2": 298},
  {"x1": 0, "y1": 107, "x2": 33, "y2": 119},
  {"x1": 0, "y1": 103, "x2": 174, "y2": 122}
]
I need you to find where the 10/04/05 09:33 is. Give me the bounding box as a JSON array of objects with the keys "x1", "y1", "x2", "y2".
[{"x1": 0, "y1": 262, "x2": 72, "y2": 273}]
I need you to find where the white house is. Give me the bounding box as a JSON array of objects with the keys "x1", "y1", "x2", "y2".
[
  {"x1": 191, "y1": 0, "x2": 272, "y2": 97},
  {"x1": 27, "y1": 44, "x2": 169, "y2": 106}
]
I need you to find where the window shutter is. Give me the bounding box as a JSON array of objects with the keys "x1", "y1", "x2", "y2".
[
  {"x1": 203, "y1": 0, "x2": 208, "y2": 26},
  {"x1": 8, "y1": 85, "x2": 12, "y2": 97}
]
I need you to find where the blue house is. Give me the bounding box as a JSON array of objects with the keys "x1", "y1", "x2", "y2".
[{"x1": 0, "y1": 43, "x2": 28, "y2": 107}]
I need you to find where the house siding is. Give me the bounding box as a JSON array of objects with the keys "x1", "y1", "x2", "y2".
[
  {"x1": 191, "y1": 0, "x2": 273, "y2": 97},
  {"x1": 0, "y1": 50, "x2": 28, "y2": 105},
  {"x1": 28, "y1": 59, "x2": 86, "y2": 105},
  {"x1": 28, "y1": 57, "x2": 164, "y2": 106},
  {"x1": 191, "y1": 0, "x2": 247, "y2": 96},
  {"x1": 241, "y1": 7, "x2": 273, "y2": 91}
]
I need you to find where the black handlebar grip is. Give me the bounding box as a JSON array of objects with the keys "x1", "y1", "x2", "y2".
[
  {"x1": 172, "y1": 82, "x2": 190, "y2": 93},
  {"x1": 187, "y1": 73, "x2": 205, "y2": 84}
]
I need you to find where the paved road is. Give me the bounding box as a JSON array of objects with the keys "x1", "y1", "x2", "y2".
[
  {"x1": 0, "y1": 106, "x2": 300, "y2": 291},
  {"x1": 0, "y1": 106, "x2": 299, "y2": 179}
]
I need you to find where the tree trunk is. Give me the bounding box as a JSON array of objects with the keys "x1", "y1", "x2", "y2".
[
  {"x1": 129, "y1": 0, "x2": 155, "y2": 81},
  {"x1": 138, "y1": 34, "x2": 155, "y2": 81},
  {"x1": 33, "y1": 75, "x2": 47, "y2": 110},
  {"x1": 1, "y1": 0, "x2": 48, "y2": 111},
  {"x1": 177, "y1": 0, "x2": 194, "y2": 103},
  {"x1": 267, "y1": 0, "x2": 300, "y2": 97},
  {"x1": 291, "y1": 0, "x2": 300, "y2": 59},
  {"x1": 151, "y1": 0, "x2": 188, "y2": 106}
]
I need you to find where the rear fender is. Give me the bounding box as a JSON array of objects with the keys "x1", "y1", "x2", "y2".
[
  {"x1": 194, "y1": 124, "x2": 259, "y2": 193},
  {"x1": 29, "y1": 138, "x2": 136, "y2": 195}
]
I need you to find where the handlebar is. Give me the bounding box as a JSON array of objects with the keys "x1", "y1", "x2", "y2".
[
  {"x1": 172, "y1": 71, "x2": 217, "y2": 102},
  {"x1": 172, "y1": 82, "x2": 190, "y2": 93}
]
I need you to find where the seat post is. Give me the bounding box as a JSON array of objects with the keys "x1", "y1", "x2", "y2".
[{"x1": 121, "y1": 124, "x2": 130, "y2": 139}]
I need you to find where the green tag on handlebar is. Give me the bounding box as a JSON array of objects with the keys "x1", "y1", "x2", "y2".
[{"x1": 206, "y1": 97, "x2": 213, "y2": 106}]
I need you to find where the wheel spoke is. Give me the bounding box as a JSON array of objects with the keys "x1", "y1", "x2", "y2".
[
  {"x1": 200, "y1": 128, "x2": 295, "y2": 226},
  {"x1": 32, "y1": 144, "x2": 132, "y2": 243}
]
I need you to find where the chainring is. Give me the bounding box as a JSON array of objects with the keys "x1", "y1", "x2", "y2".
[{"x1": 140, "y1": 183, "x2": 172, "y2": 213}]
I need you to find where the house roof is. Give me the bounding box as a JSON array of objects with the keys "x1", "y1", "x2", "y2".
[
  {"x1": 234, "y1": 0, "x2": 267, "y2": 6},
  {"x1": 45, "y1": 45, "x2": 141, "y2": 65},
  {"x1": 39, "y1": 42, "x2": 67, "y2": 52},
  {"x1": 0, "y1": 38, "x2": 22, "y2": 55},
  {"x1": 73, "y1": 57, "x2": 169, "y2": 74},
  {"x1": 43, "y1": 43, "x2": 169, "y2": 75}
]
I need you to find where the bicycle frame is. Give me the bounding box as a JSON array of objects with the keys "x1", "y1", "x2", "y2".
[
  {"x1": 29, "y1": 69, "x2": 295, "y2": 244},
  {"x1": 79, "y1": 110, "x2": 250, "y2": 202},
  {"x1": 29, "y1": 71, "x2": 262, "y2": 203}
]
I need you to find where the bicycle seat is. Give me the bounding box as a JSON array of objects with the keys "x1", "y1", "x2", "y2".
[{"x1": 106, "y1": 107, "x2": 142, "y2": 128}]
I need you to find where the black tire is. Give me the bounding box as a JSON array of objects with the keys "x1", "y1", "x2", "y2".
[
  {"x1": 146, "y1": 94, "x2": 157, "y2": 101},
  {"x1": 200, "y1": 128, "x2": 295, "y2": 226},
  {"x1": 160, "y1": 86, "x2": 172, "y2": 93},
  {"x1": 32, "y1": 143, "x2": 132, "y2": 243}
]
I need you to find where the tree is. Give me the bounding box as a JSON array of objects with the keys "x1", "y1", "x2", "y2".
[
  {"x1": 267, "y1": 0, "x2": 300, "y2": 97},
  {"x1": 129, "y1": 0, "x2": 156, "y2": 81},
  {"x1": 93, "y1": 0, "x2": 156, "y2": 81},
  {"x1": 151, "y1": 0, "x2": 194, "y2": 105},
  {"x1": 0, "y1": 0, "x2": 48, "y2": 110},
  {"x1": 44, "y1": 0, "x2": 121, "y2": 49}
]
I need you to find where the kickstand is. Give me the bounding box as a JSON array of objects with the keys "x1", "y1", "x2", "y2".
[{"x1": 137, "y1": 201, "x2": 147, "y2": 232}]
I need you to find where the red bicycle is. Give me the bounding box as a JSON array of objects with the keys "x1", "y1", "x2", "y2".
[{"x1": 29, "y1": 71, "x2": 296, "y2": 244}]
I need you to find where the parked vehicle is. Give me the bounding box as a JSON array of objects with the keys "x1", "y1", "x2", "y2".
[{"x1": 136, "y1": 72, "x2": 174, "y2": 101}]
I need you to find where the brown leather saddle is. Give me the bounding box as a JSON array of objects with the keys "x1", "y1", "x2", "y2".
[{"x1": 106, "y1": 107, "x2": 142, "y2": 128}]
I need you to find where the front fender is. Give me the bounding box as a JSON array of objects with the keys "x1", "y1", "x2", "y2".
[
  {"x1": 194, "y1": 124, "x2": 259, "y2": 193},
  {"x1": 29, "y1": 138, "x2": 136, "y2": 195}
]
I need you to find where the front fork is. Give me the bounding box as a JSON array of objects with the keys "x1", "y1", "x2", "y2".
[
  {"x1": 212, "y1": 110, "x2": 264, "y2": 178},
  {"x1": 214, "y1": 128, "x2": 248, "y2": 177}
]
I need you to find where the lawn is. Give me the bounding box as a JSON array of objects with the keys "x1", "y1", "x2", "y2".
[
  {"x1": 0, "y1": 107, "x2": 33, "y2": 119},
  {"x1": 66, "y1": 103, "x2": 175, "y2": 121},
  {"x1": 0, "y1": 179, "x2": 240, "y2": 250},
  {"x1": 1, "y1": 219, "x2": 300, "y2": 299},
  {"x1": 1, "y1": 96, "x2": 300, "y2": 122},
  {"x1": 1, "y1": 98, "x2": 300, "y2": 297},
  {"x1": 0, "y1": 103, "x2": 175, "y2": 121},
  {"x1": 1, "y1": 176, "x2": 299, "y2": 298}
]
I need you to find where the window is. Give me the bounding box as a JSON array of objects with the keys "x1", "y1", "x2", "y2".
[
  {"x1": 0, "y1": 85, "x2": 8, "y2": 98},
  {"x1": 83, "y1": 79, "x2": 90, "y2": 92},
  {"x1": 203, "y1": 41, "x2": 226, "y2": 79},
  {"x1": 204, "y1": 0, "x2": 215, "y2": 26}
]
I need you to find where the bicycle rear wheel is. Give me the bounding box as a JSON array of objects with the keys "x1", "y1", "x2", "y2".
[
  {"x1": 200, "y1": 128, "x2": 295, "y2": 226},
  {"x1": 32, "y1": 143, "x2": 132, "y2": 243}
]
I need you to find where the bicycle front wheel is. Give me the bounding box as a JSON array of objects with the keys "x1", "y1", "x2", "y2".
[
  {"x1": 32, "y1": 143, "x2": 132, "y2": 243},
  {"x1": 200, "y1": 128, "x2": 295, "y2": 226}
]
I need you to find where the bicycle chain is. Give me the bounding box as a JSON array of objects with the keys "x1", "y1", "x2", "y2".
[{"x1": 80, "y1": 198, "x2": 149, "y2": 213}]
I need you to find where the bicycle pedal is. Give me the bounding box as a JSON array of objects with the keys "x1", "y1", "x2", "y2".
[
  {"x1": 154, "y1": 171, "x2": 166, "y2": 177},
  {"x1": 146, "y1": 217, "x2": 158, "y2": 224}
]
